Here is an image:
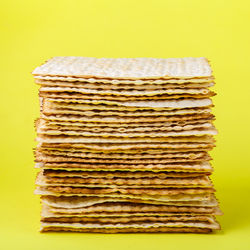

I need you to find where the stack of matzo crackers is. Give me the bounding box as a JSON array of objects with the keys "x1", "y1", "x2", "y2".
[{"x1": 32, "y1": 57, "x2": 222, "y2": 233}]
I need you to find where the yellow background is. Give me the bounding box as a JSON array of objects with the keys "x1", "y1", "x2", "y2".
[{"x1": 1, "y1": 0, "x2": 250, "y2": 249}]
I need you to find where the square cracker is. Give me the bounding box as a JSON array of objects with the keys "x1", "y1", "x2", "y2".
[{"x1": 32, "y1": 57, "x2": 212, "y2": 79}]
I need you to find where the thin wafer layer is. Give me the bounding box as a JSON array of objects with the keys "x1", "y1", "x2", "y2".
[
  {"x1": 35, "y1": 75, "x2": 214, "y2": 84},
  {"x1": 45, "y1": 98, "x2": 214, "y2": 112},
  {"x1": 36, "y1": 149, "x2": 209, "y2": 160},
  {"x1": 40, "y1": 221, "x2": 219, "y2": 233},
  {"x1": 32, "y1": 57, "x2": 213, "y2": 79},
  {"x1": 41, "y1": 195, "x2": 218, "y2": 208},
  {"x1": 35, "y1": 152, "x2": 212, "y2": 164},
  {"x1": 36, "y1": 79, "x2": 214, "y2": 89},
  {"x1": 40, "y1": 118, "x2": 215, "y2": 129},
  {"x1": 41, "y1": 226, "x2": 213, "y2": 233},
  {"x1": 40, "y1": 91, "x2": 214, "y2": 101},
  {"x1": 35, "y1": 187, "x2": 213, "y2": 202},
  {"x1": 40, "y1": 86, "x2": 214, "y2": 97},
  {"x1": 44, "y1": 101, "x2": 214, "y2": 114},
  {"x1": 46, "y1": 203, "x2": 216, "y2": 214},
  {"x1": 36, "y1": 134, "x2": 215, "y2": 144},
  {"x1": 42, "y1": 103, "x2": 212, "y2": 117},
  {"x1": 36, "y1": 161, "x2": 213, "y2": 172},
  {"x1": 43, "y1": 204, "x2": 220, "y2": 218},
  {"x1": 38, "y1": 147, "x2": 214, "y2": 154},
  {"x1": 42, "y1": 169, "x2": 210, "y2": 178},
  {"x1": 38, "y1": 141, "x2": 215, "y2": 151},
  {"x1": 40, "y1": 113, "x2": 215, "y2": 124},
  {"x1": 42, "y1": 215, "x2": 217, "y2": 224},
  {"x1": 42, "y1": 209, "x2": 222, "y2": 218},
  {"x1": 45, "y1": 98, "x2": 213, "y2": 108},
  {"x1": 36, "y1": 172, "x2": 212, "y2": 188},
  {"x1": 37, "y1": 128, "x2": 217, "y2": 137},
  {"x1": 36, "y1": 185, "x2": 215, "y2": 196}
]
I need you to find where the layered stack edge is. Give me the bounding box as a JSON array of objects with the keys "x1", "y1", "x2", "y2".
[{"x1": 32, "y1": 57, "x2": 222, "y2": 233}]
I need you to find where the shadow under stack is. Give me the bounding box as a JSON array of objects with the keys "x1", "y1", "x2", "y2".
[{"x1": 33, "y1": 57, "x2": 222, "y2": 233}]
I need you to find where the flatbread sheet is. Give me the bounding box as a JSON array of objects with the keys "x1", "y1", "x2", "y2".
[
  {"x1": 38, "y1": 141, "x2": 215, "y2": 151},
  {"x1": 40, "y1": 86, "x2": 213, "y2": 97},
  {"x1": 39, "y1": 91, "x2": 214, "y2": 100},
  {"x1": 32, "y1": 57, "x2": 213, "y2": 79},
  {"x1": 35, "y1": 78, "x2": 214, "y2": 89},
  {"x1": 35, "y1": 161, "x2": 213, "y2": 172},
  {"x1": 42, "y1": 169, "x2": 210, "y2": 178},
  {"x1": 41, "y1": 195, "x2": 218, "y2": 208},
  {"x1": 45, "y1": 98, "x2": 213, "y2": 108},
  {"x1": 35, "y1": 186, "x2": 213, "y2": 202}
]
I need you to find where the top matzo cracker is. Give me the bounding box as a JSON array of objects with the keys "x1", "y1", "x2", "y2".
[{"x1": 32, "y1": 57, "x2": 212, "y2": 79}]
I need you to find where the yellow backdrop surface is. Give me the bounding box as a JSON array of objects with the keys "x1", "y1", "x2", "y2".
[{"x1": 1, "y1": 0, "x2": 250, "y2": 249}]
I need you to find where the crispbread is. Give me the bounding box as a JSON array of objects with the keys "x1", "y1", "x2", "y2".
[
  {"x1": 42, "y1": 108, "x2": 213, "y2": 118},
  {"x1": 41, "y1": 195, "x2": 218, "y2": 208},
  {"x1": 32, "y1": 57, "x2": 213, "y2": 79},
  {"x1": 37, "y1": 127, "x2": 217, "y2": 137},
  {"x1": 42, "y1": 169, "x2": 210, "y2": 178},
  {"x1": 36, "y1": 185, "x2": 215, "y2": 196},
  {"x1": 41, "y1": 113, "x2": 214, "y2": 124},
  {"x1": 40, "y1": 86, "x2": 214, "y2": 97},
  {"x1": 38, "y1": 141, "x2": 215, "y2": 151},
  {"x1": 40, "y1": 221, "x2": 219, "y2": 232},
  {"x1": 41, "y1": 226, "x2": 212, "y2": 233},
  {"x1": 42, "y1": 102, "x2": 212, "y2": 117},
  {"x1": 44, "y1": 99, "x2": 214, "y2": 112},
  {"x1": 42, "y1": 206, "x2": 222, "y2": 217},
  {"x1": 44, "y1": 203, "x2": 218, "y2": 215},
  {"x1": 45, "y1": 97, "x2": 213, "y2": 108},
  {"x1": 36, "y1": 172, "x2": 212, "y2": 188},
  {"x1": 42, "y1": 215, "x2": 217, "y2": 224},
  {"x1": 40, "y1": 91, "x2": 215, "y2": 101},
  {"x1": 38, "y1": 147, "x2": 214, "y2": 154},
  {"x1": 35, "y1": 161, "x2": 213, "y2": 172},
  {"x1": 33, "y1": 57, "x2": 221, "y2": 234},
  {"x1": 35, "y1": 78, "x2": 214, "y2": 89},
  {"x1": 35, "y1": 75, "x2": 214, "y2": 84},
  {"x1": 36, "y1": 135, "x2": 216, "y2": 145},
  {"x1": 36, "y1": 149, "x2": 209, "y2": 160},
  {"x1": 35, "y1": 151, "x2": 212, "y2": 164},
  {"x1": 40, "y1": 118, "x2": 216, "y2": 129},
  {"x1": 35, "y1": 187, "x2": 213, "y2": 202},
  {"x1": 37, "y1": 117, "x2": 214, "y2": 131}
]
